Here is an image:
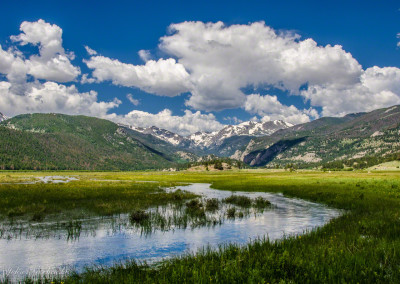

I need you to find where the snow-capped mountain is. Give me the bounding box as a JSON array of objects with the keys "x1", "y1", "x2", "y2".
[
  {"x1": 128, "y1": 125, "x2": 186, "y2": 146},
  {"x1": 128, "y1": 120, "x2": 293, "y2": 149},
  {"x1": 0, "y1": 112, "x2": 9, "y2": 122},
  {"x1": 190, "y1": 120, "x2": 293, "y2": 148}
]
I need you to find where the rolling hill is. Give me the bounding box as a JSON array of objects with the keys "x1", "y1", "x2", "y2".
[{"x1": 0, "y1": 113, "x2": 188, "y2": 170}]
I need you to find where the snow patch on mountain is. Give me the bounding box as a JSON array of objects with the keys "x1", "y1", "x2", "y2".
[
  {"x1": 126, "y1": 120, "x2": 292, "y2": 149},
  {"x1": 128, "y1": 125, "x2": 185, "y2": 146},
  {"x1": 0, "y1": 112, "x2": 9, "y2": 122}
]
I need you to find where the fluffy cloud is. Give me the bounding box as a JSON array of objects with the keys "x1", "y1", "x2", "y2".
[
  {"x1": 10, "y1": 19, "x2": 80, "y2": 82},
  {"x1": 107, "y1": 109, "x2": 223, "y2": 136},
  {"x1": 138, "y1": 50, "x2": 151, "y2": 62},
  {"x1": 2, "y1": 19, "x2": 400, "y2": 134},
  {"x1": 81, "y1": 21, "x2": 400, "y2": 121},
  {"x1": 0, "y1": 20, "x2": 121, "y2": 120},
  {"x1": 84, "y1": 56, "x2": 191, "y2": 96},
  {"x1": 301, "y1": 66, "x2": 400, "y2": 116},
  {"x1": 0, "y1": 20, "x2": 221, "y2": 137},
  {"x1": 0, "y1": 45, "x2": 28, "y2": 91},
  {"x1": 0, "y1": 81, "x2": 120, "y2": 117},
  {"x1": 159, "y1": 21, "x2": 362, "y2": 111},
  {"x1": 244, "y1": 94, "x2": 319, "y2": 124}
]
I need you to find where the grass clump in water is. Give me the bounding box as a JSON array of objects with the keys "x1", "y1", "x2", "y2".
[
  {"x1": 223, "y1": 195, "x2": 252, "y2": 207},
  {"x1": 254, "y1": 197, "x2": 271, "y2": 209},
  {"x1": 129, "y1": 210, "x2": 150, "y2": 224},
  {"x1": 205, "y1": 198, "x2": 219, "y2": 211},
  {"x1": 227, "y1": 207, "x2": 236, "y2": 218},
  {"x1": 185, "y1": 199, "x2": 205, "y2": 218}
]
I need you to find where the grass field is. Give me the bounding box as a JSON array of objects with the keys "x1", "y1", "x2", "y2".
[{"x1": 1, "y1": 170, "x2": 400, "y2": 283}]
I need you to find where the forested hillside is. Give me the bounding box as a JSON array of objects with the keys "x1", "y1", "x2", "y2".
[
  {"x1": 0, "y1": 114, "x2": 178, "y2": 170},
  {"x1": 241, "y1": 105, "x2": 400, "y2": 168}
]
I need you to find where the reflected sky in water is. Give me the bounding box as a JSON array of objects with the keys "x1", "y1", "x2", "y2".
[{"x1": 0, "y1": 183, "x2": 340, "y2": 280}]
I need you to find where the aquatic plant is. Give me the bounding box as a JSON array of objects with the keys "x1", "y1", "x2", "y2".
[
  {"x1": 129, "y1": 210, "x2": 150, "y2": 224},
  {"x1": 223, "y1": 195, "x2": 252, "y2": 207},
  {"x1": 205, "y1": 198, "x2": 219, "y2": 211},
  {"x1": 254, "y1": 197, "x2": 272, "y2": 209},
  {"x1": 226, "y1": 207, "x2": 236, "y2": 218}
]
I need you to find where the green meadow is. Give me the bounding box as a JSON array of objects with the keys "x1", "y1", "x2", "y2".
[{"x1": 1, "y1": 170, "x2": 400, "y2": 283}]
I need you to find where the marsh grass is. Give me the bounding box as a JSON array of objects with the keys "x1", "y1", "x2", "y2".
[
  {"x1": 0, "y1": 179, "x2": 197, "y2": 222},
  {"x1": 4, "y1": 170, "x2": 400, "y2": 283},
  {"x1": 129, "y1": 210, "x2": 150, "y2": 224},
  {"x1": 254, "y1": 196, "x2": 272, "y2": 209},
  {"x1": 226, "y1": 207, "x2": 236, "y2": 218},
  {"x1": 223, "y1": 195, "x2": 252, "y2": 207},
  {"x1": 205, "y1": 198, "x2": 219, "y2": 211}
]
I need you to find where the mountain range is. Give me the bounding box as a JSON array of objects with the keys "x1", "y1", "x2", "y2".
[
  {"x1": 1, "y1": 104, "x2": 399, "y2": 170},
  {"x1": 129, "y1": 120, "x2": 293, "y2": 156}
]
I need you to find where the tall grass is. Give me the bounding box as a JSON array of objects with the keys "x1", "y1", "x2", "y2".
[{"x1": 0, "y1": 179, "x2": 196, "y2": 222}]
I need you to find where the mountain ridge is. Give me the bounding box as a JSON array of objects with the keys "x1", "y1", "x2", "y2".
[
  {"x1": 1, "y1": 104, "x2": 399, "y2": 170},
  {"x1": 0, "y1": 113, "x2": 184, "y2": 170},
  {"x1": 241, "y1": 105, "x2": 400, "y2": 167},
  {"x1": 129, "y1": 119, "x2": 293, "y2": 149}
]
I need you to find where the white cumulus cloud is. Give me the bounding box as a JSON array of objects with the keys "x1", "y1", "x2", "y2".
[
  {"x1": 0, "y1": 20, "x2": 119, "y2": 119},
  {"x1": 85, "y1": 56, "x2": 191, "y2": 96},
  {"x1": 138, "y1": 50, "x2": 151, "y2": 62},
  {"x1": 106, "y1": 109, "x2": 223, "y2": 136},
  {"x1": 301, "y1": 66, "x2": 400, "y2": 116},
  {"x1": 81, "y1": 21, "x2": 400, "y2": 121},
  {"x1": 244, "y1": 94, "x2": 319, "y2": 124},
  {"x1": 0, "y1": 81, "x2": 120, "y2": 117},
  {"x1": 10, "y1": 19, "x2": 80, "y2": 82},
  {"x1": 159, "y1": 21, "x2": 362, "y2": 111}
]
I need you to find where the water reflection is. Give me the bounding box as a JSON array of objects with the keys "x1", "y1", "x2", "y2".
[{"x1": 0, "y1": 183, "x2": 341, "y2": 281}]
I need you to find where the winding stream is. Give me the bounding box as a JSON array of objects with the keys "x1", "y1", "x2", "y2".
[{"x1": 0, "y1": 183, "x2": 341, "y2": 281}]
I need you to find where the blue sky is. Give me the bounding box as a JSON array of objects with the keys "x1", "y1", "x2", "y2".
[{"x1": 0, "y1": 0, "x2": 399, "y2": 135}]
